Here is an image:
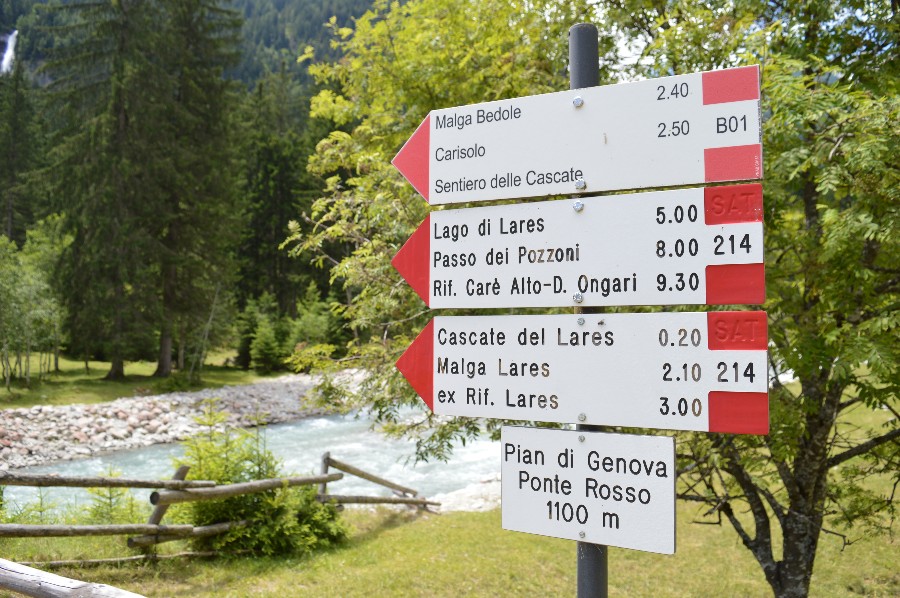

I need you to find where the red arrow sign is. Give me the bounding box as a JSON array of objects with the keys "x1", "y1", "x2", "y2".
[
  {"x1": 392, "y1": 184, "x2": 765, "y2": 309},
  {"x1": 396, "y1": 312, "x2": 769, "y2": 434},
  {"x1": 392, "y1": 66, "x2": 762, "y2": 205},
  {"x1": 396, "y1": 319, "x2": 434, "y2": 410},
  {"x1": 392, "y1": 116, "x2": 431, "y2": 200}
]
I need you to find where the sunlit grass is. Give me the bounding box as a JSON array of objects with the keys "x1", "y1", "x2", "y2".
[
  {"x1": 2, "y1": 506, "x2": 895, "y2": 598},
  {"x1": 0, "y1": 351, "x2": 282, "y2": 409}
]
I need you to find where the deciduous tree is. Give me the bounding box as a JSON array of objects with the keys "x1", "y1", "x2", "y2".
[{"x1": 294, "y1": 1, "x2": 899, "y2": 596}]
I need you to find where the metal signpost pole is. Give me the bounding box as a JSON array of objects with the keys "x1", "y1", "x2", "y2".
[{"x1": 569, "y1": 22, "x2": 607, "y2": 598}]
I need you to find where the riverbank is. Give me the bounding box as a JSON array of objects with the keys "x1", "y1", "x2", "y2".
[{"x1": 0, "y1": 374, "x2": 329, "y2": 470}]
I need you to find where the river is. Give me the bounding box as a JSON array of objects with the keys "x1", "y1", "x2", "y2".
[{"x1": 3, "y1": 412, "x2": 500, "y2": 514}]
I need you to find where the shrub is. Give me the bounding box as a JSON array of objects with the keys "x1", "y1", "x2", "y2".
[{"x1": 175, "y1": 399, "x2": 346, "y2": 555}]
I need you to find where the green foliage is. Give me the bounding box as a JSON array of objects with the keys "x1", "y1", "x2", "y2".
[
  {"x1": 290, "y1": 282, "x2": 335, "y2": 347},
  {"x1": 0, "y1": 220, "x2": 67, "y2": 389},
  {"x1": 234, "y1": 299, "x2": 262, "y2": 370},
  {"x1": 596, "y1": 3, "x2": 898, "y2": 596},
  {"x1": 37, "y1": 0, "x2": 243, "y2": 379},
  {"x1": 4, "y1": 487, "x2": 57, "y2": 524},
  {"x1": 228, "y1": 0, "x2": 372, "y2": 85},
  {"x1": 0, "y1": 53, "x2": 42, "y2": 245},
  {"x1": 235, "y1": 68, "x2": 328, "y2": 314},
  {"x1": 175, "y1": 399, "x2": 346, "y2": 555},
  {"x1": 236, "y1": 285, "x2": 346, "y2": 373},
  {"x1": 236, "y1": 294, "x2": 284, "y2": 371},
  {"x1": 288, "y1": 0, "x2": 605, "y2": 458},
  {"x1": 250, "y1": 317, "x2": 283, "y2": 374},
  {"x1": 153, "y1": 371, "x2": 197, "y2": 393},
  {"x1": 85, "y1": 466, "x2": 142, "y2": 524}
]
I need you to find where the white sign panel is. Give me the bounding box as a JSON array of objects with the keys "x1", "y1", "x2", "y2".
[
  {"x1": 393, "y1": 184, "x2": 765, "y2": 308},
  {"x1": 501, "y1": 426, "x2": 675, "y2": 554},
  {"x1": 393, "y1": 66, "x2": 762, "y2": 205},
  {"x1": 396, "y1": 312, "x2": 769, "y2": 435}
]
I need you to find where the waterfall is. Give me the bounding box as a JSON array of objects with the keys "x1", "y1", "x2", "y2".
[{"x1": 1, "y1": 30, "x2": 17, "y2": 74}]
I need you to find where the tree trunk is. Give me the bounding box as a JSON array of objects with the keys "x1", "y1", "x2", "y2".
[
  {"x1": 154, "y1": 324, "x2": 173, "y2": 377},
  {"x1": 177, "y1": 338, "x2": 185, "y2": 371},
  {"x1": 54, "y1": 321, "x2": 61, "y2": 372},
  {"x1": 155, "y1": 232, "x2": 178, "y2": 377},
  {"x1": 3, "y1": 187, "x2": 11, "y2": 240},
  {"x1": 771, "y1": 511, "x2": 822, "y2": 598},
  {"x1": 2, "y1": 342, "x2": 9, "y2": 391},
  {"x1": 105, "y1": 358, "x2": 125, "y2": 380},
  {"x1": 24, "y1": 341, "x2": 30, "y2": 386}
]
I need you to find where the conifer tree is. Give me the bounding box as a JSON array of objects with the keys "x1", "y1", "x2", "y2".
[
  {"x1": 45, "y1": 0, "x2": 164, "y2": 378},
  {"x1": 0, "y1": 56, "x2": 38, "y2": 245},
  {"x1": 237, "y1": 66, "x2": 325, "y2": 315},
  {"x1": 151, "y1": 0, "x2": 242, "y2": 377}
]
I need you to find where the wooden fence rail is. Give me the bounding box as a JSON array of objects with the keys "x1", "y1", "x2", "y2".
[
  {"x1": 318, "y1": 495, "x2": 440, "y2": 507},
  {"x1": 324, "y1": 456, "x2": 418, "y2": 496},
  {"x1": 0, "y1": 558, "x2": 145, "y2": 598},
  {"x1": 0, "y1": 471, "x2": 215, "y2": 490},
  {"x1": 127, "y1": 520, "x2": 248, "y2": 549},
  {"x1": 0, "y1": 524, "x2": 194, "y2": 538},
  {"x1": 149, "y1": 473, "x2": 344, "y2": 506}
]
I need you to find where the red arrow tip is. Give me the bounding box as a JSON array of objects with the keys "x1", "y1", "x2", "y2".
[
  {"x1": 392, "y1": 115, "x2": 430, "y2": 201},
  {"x1": 392, "y1": 214, "x2": 431, "y2": 306},
  {"x1": 396, "y1": 320, "x2": 434, "y2": 411}
]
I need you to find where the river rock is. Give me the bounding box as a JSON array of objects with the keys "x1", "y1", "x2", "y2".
[{"x1": 0, "y1": 373, "x2": 333, "y2": 469}]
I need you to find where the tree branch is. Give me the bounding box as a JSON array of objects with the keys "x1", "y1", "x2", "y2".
[{"x1": 827, "y1": 427, "x2": 900, "y2": 469}]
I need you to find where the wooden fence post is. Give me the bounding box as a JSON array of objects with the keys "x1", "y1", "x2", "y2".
[
  {"x1": 138, "y1": 465, "x2": 189, "y2": 554},
  {"x1": 319, "y1": 452, "x2": 331, "y2": 496}
]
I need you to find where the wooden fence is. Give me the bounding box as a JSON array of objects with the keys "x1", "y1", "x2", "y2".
[
  {"x1": 317, "y1": 452, "x2": 440, "y2": 508},
  {"x1": 0, "y1": 454, "x2": 439, "y2": 596}
]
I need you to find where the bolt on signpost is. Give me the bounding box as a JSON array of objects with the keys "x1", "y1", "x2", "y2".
[{"x1": 391, "y1": 22, "x2": 765, "y2": 598}]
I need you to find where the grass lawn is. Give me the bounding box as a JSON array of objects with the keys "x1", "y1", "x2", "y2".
[
  {"x1": 1, "y1": 359, "x2": 895, "y2": 596},
  {"x1": 1, "y1": 505, "x2": 896, "y2": 597},
  {"x1": 0, "y1": 351, "x2": 277, "y2": 409}
]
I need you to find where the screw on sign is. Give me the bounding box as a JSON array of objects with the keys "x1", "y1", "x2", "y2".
[
  {"x1": 392, "y1": 184, "x2": 765, "y2": 309},
  {"x1": 392, "y1": 65, "x2": 762, "y2": 205},
  {"x1": 396, "y1": 312, "x2": 769, "y2": 435}
]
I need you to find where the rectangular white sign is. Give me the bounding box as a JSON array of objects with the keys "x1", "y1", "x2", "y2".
[
  {"x1": 396, "y1": 312, "x2": 769, "y2": 435},
  {"x1": 393, "y1": 66, "x2": 762, "y2": 205},
  {"x1": 501, "y1": 426, "x2": 675, "y2": 554},
  {"x1": 393, "y1": 184, "x2": 765, "y2": 308}
]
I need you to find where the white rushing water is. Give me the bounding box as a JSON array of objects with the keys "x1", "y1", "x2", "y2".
[
  {"x1": 3, "y1": 411, "x2": 500, "y2": 513},
  {"x1": 1, "y1": 30, "x2": 17, "y2": 74}
]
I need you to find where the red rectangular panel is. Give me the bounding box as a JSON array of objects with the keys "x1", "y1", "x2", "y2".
[
  {"x1": 708, "y1": 391, "x2": 769, "y2": 434},
  {"x1": 702, "y1": 66, "x2": 760, "y2": 105},
  {"x1": 707, "y1": 311, "x2": 768, "y2": 350},
  {"x1": 704, "y1": 184, "x2": 763, "y2": 224},
  {"x1": 704, "y1": 145, "x2": 762, "y2": 182},
  {"x1": 705, "y1": 263, "x2": 765, "y2": 305}
]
